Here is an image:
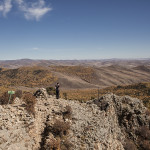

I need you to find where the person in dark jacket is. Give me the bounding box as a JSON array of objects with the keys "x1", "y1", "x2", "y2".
[{"x1": 55, "y1": 83, "x2": 60, "y2": 99}]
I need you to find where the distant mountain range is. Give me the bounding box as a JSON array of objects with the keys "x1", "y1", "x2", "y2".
[{"x1": 0, "y1": 58, "x2": 150, "y2": 68}]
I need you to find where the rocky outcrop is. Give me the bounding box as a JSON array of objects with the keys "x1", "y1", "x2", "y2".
[
  {"x1": 92, "y1": 94, "x2": 150, "y2": 149},
  {"x1": 0, "y1": 89, "x2": 150, "y2": 150},
  {"x1": 0, "y1": 104, "x2": 35, "y2": 150}
]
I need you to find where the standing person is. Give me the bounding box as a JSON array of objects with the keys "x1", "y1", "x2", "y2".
[{"x1": 55, "y1": 82, "x2": 60, "y2": 99}]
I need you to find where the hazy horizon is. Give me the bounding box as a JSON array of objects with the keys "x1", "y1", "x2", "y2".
[{"x1": 0, "y1": 57, "x2": 150, "y2": 61}]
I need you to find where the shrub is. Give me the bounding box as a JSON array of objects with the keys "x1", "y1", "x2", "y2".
[
  {"x1": 138, "y1": 126, "x2": 150, "y2": 140},
  {"x1": 52, "y1": 120, "x2": 70, "y2": 137},
  {"x1": 15, "y1": 90, "x2": 22, "y2": 99},
  {"x1": 63, "y1": 93, "x2": 67, "y2": 100},
  {"x1": 0, "y1": 91, "x2": 16, "y2": 105},
  {"x1": 146, "y1": 109, "x2": 150, "y2": 116},
  {"x1": 117, "y1": 85, "x2": 122, "y2": 89},
  {"x1": 60, "y1": 139, "x2": 73, "y2": 150},
  {"x1": 45, "y1": 137, "x2": 60, "y2": 150},
  {"x1": 140, "y1": 140, "x2": 150, "y2": 150},
  {"x1": 124, "y1": 140, "x2": 137, "y2": 150},
  {"x1": 90, "y1": 96, "x2": 95, "y2": 100},
  {"x1": 22, "y1": 92, "x2": 36, "y2": 116},
  {"x1": 63, "y1": 105, "x2": 72, "y2": 119},
  {"x1": 46, "y1": 87, "x2": 56, "y2": 95}
]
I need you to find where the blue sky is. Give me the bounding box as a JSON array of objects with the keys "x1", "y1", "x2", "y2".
[{"x1": 0, "y1": 0, "x2": 150, "y2": 60}]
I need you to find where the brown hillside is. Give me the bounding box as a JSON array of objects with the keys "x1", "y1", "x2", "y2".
[
  {"x1": 50, "y1": 66, "x2": 98, "y2": 83},
  {"x1": 0, "y1": 64, "x2": 150, "y2": 95},
  {"x1": 50, "y1": 64, "x2": 150, "y2": 89},
  {"x1": 94, "y1": 65, "x2": 150, "y2": 86},
  {"x1": 133, "y1": 65, "x2": 150, "y2": 72},
  {"x1": 0, "y1": 66, "x2": 57, "y2": 88},
  {"x1": 1, "y1": 64, "x2": 150, "y2": 90}
]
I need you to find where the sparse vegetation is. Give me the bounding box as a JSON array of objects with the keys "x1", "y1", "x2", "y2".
[
  {"x1": 146, "y1": 109, "x2": 150, "y2": 116},
  {"x1": 15, "y1": 90, "x2": 22, "y2": 99},
  {"x1": 61, "y1": 82, "x2": 150, "y2": 109},
  {"x1": 45, "y1": 137, "x2": 60, "y2": 150},
  {"x1": 0, "y1": 66, "x2": 57, "y2": 87},
  {"x1": 41, "y1": 106, "x2": 73, "y2": 150},
  {"x1": 22, "y1": 92, "x2": 36, "y2": 116},
  {"x1": 46, "y1": 86, "x2": 56, "y2": 95},
  {"x1": 0, "y1": 91, "x2": 16, "y2": 105},
  {"x1": 140, "y1": 140, "x2": 150, "y2": 150},
  {"x1": 50, "y1": 65, "x2": 97, "y2": 83},
  {"x1": 136, "y1": 126, "x2": 150, "y2": 150},
  {"x1": 0, "y1": 86, "x2": 9, "y2": 97},
  {"x1": 124, "y1": 140, "x2": 137, "y2": 150},
  {"x1": 137, "y1": 126, "x2": 150, "y2": 140},
  {"x1": 63, "y1": 92, "x2": 67, "y2": 100},
  {"x1": 52, "y1": 120, "x2": 70, "y2": 137},
  {"x1": 62, "y1": 105, "x2": 72, "y2": 120},
  {"x1": 60, "y1": 139, "x2": 73, "y2": 150}
]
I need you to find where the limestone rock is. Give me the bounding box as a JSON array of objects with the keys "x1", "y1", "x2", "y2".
[{"x1": 0, "y1": 89, "x2": 150, "y2": 150}]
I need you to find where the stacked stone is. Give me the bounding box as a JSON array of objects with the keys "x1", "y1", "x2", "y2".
[{"x1": 34, "y1": 88, "x2": 48, "y2": 100}]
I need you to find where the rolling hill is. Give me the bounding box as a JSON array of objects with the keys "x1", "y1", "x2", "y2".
[
  {"x1": 0, "y1": 63, "x2": 150, "y2": 91},
  {"x1": 49, "y1": 64, "x2": 150, "y2": 89}
]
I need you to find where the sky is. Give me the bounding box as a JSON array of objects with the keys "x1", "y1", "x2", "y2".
[{"x1": 0, "y1": 0, "x2": 150, "y2": 60}]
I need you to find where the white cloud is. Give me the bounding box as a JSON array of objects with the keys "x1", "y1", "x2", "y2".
[
  {"x1": 16, "y1": 0, "x2": 52, "y2": 21},
  {"x1": 23, "y1": 7, "x2": 52, "y2": 21},
  {"x1": 0, "y1": 0, "x2": 12, "y2": 16},
  {"x1": 0, "y1": 5, "x2": 3, "y2": 11},
  {"x1": 0, "y1": 0, "x2": 52, "y2": 20},
  {"x1": 33, "y1": 47, "x2": 39, "y2": 50},
  {"x1": 4, "y1": 0, "x2": 12, "y2": 16}
]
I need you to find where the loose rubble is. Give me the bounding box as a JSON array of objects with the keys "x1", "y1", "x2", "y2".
[{"x1": 0, "y1": 89, "x2": 150, "y2": 150}]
